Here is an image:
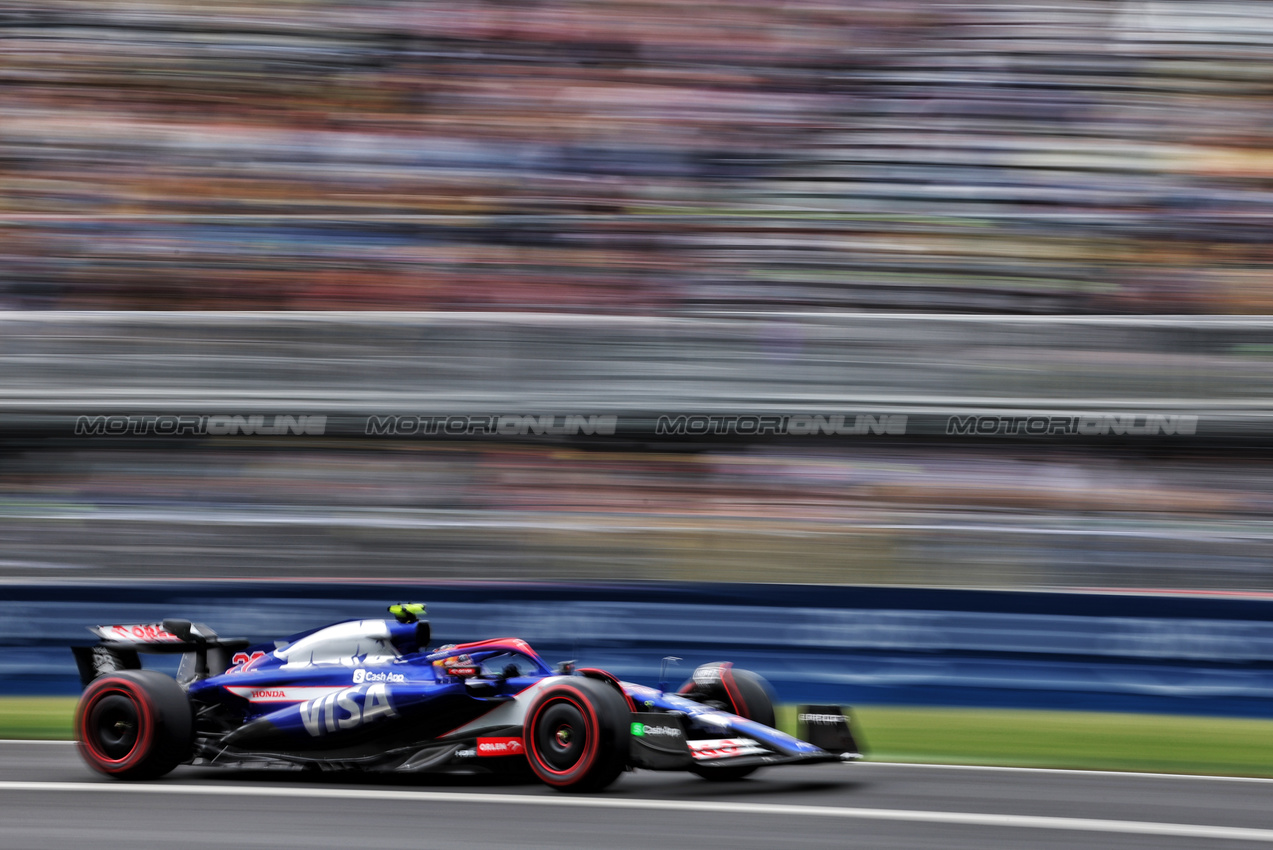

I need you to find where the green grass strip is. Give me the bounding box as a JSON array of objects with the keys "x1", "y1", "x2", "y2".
[
  {"x1": 778, "y1": 705, "x2": 1273, "y2": 777},
  {"x1": 0, "y1": 698, "x2": 75, "y2": 740},
  {"x1": 11, "y1": 698, "x2": 1273, "y2": 777}
]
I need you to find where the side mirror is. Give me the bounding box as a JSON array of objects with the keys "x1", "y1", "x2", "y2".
[{"x1": 464, "y1": 677, "x2": 498, "y2": 697}]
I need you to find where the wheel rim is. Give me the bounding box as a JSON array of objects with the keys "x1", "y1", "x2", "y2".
[
  {"x1": 87, "y1": 692, "x2": 141, "y2": 762},
  {"x1": 534, "y1": 701, "x2": 588, "y2": 772}
]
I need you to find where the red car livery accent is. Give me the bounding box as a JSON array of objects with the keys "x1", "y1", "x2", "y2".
[
  {"x1": 448, "y1": 637, "x2": 538, "y2": 657},
  {"x1": 687, "y1": 738, "x2": 769, "y2": 761},
  {"x1": 226, "y1": 651, "x2": 267, "y2": 674},
  {"x1": 97, "y1": 624, "x2": 181, "y2": 643},
  {"x1": 476, "y1": 737, "x2": 524, "y2": 756}
]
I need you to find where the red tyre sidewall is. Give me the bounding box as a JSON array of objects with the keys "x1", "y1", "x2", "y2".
[
  {"x1": 720, "y1": 665, "x2": 750, "y2": 718},
  {"x1": 525, "y1": 685, "x2": 602, "y2": 788},
  {"x1": 75, "y1": 676, "x2": 156, "y2": 776},
  {"x1": 679, "y1": 664, "x2": 775, "y2": 727}
]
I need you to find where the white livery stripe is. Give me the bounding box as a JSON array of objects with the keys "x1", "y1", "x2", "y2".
[
  {"x1": 0, "y1": 782, "x2": 1270, "y2": 842},
  {"x1": 442, "y1": 677, "x2": 562, "y2": 738},
  {"x1": 224, "y1": 686, "x2": 346, "y2": 703}
]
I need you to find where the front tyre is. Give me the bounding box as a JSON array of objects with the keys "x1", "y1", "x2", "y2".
[
  {"x1": 680, "y1": 664, "x2": 775, "y2": 782},
  {"x1": 75, "y1": 670, "x2": 193, "y2": 780},
  {"x1": 524, "y1": 677, "x2": 630, "y2": 792}
]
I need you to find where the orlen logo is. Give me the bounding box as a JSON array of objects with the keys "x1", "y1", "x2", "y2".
[
  {"x1": 105, "y1": 624, "x2": 180, "y2": 643},
  {"x1": 353, "y1": 669, "x2": 405, "y2": 684},
  {"x1": 476, "y1": 737, "x2": 524, "y2": 757}
]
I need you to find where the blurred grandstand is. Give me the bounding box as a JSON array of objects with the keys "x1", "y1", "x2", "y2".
[
  {"x1": 3, "y1": 440, "x2": 1273, "y2": 591},
  {"x1": 4, "y1": 0, "x2": 1273, "y2": 313},
  {"x1": 0, "y1": 313, "x2": 1270, "y2": 592},
  {"x1": 3, "y1": 1, "x2": 1273, "y2": 597}
]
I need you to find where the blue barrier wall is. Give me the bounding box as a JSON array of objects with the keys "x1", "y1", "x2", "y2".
[{"x1": 6, "y1": 582, "x2": 1273, "y2": 717}]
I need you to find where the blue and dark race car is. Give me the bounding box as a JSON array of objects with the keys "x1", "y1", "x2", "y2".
[{"x1": 70, "y1": 603, "x2": 861, "y2": 792}]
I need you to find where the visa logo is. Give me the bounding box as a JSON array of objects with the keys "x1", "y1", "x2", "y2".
[{"x1": 299, "y1": 683, "x2": 397, "y2": 737}]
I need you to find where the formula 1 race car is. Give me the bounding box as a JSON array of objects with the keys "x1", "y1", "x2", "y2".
[{"x1": 71, "y1": 604, "x2": 861, "y2": 791}]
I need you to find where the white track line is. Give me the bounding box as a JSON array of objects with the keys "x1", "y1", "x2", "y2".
[
  {"x1": 864, "y1": 762, "x2": 1273, "y2": 784},
  {"x1": 0, "y1": 781, "x2": 1269, "y2": 843},
  {"x1": 5, "y1": 741, "x2": 1273, "y2": 785},
  {"x1": 0, "y1": 740, "x2": 74, "y2": 745}
]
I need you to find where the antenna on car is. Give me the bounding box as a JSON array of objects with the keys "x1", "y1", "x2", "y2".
[
  {"x1": 658, "y1": 656, "x2": 681, "y2": 693},
  {"x1": 554, "y1": 635, "x2": 579, "y2": 676}
]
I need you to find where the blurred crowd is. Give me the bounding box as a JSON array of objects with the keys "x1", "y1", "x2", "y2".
[
  {"x1": 5, "y1": 0, "x2": 1273, "y2": 312},
  {"x1": 2, "y1": 443, "x2": 1271, "y2": 589},
  {"x1": 13, "y1": 444, "x2": 1263, "y2": 518}
]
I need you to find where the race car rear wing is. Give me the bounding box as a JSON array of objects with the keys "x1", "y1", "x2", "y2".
[{"x1": 71, "y1": 618, "x2": 250, "y2": 689}]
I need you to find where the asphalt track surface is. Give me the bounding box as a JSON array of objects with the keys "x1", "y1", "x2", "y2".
[{"x1": 4, "y1": 743, "x2": 1273, "y2": 850}]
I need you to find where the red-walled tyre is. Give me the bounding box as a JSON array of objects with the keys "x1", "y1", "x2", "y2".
[
  {"x1": 679, "y1": 664, "x2": 775, "y2": 781},
  {"x1": 75, "y1": 670, "x2": 193, "y2": 780},
  {"x1": 524, "y1": 677, "x2": 630, "y2": 792}
]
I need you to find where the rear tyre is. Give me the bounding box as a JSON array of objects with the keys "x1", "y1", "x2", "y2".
[
  {"x1": 524, "y1": 677, "x2": 630, "y2": 792},
  {"x1": 680, "y1": 664, "x2": 775, "y2": 782},
  {"x1": 75, "y1": 670, "x2": 193, "y2": 780}
]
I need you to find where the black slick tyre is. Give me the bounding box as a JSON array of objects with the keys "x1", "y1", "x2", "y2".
[
  {"x1": 680, "y1": 664, "x2": 775, "y2": 781},
  {"x1": 524, "y1": 677, "x2": 630, "y2": 792},
  {"x1": 75, "y1": 670, "x2": 193, "y2": 780}
]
